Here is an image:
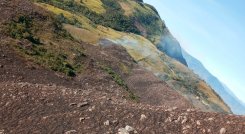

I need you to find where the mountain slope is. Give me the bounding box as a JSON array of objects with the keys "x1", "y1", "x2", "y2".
[
  {"x1": 182, "y1": 49, "x2": 245, "y2": 115},
  {"x1": 14, "y1": 0, "x2": 230, "y2": 113},
  {"x1": 0, "y1": 0, "x2": 233, "y2": 120},
  {"x1": 1, "y1": 0, "x2": 245, "y2": 133}
]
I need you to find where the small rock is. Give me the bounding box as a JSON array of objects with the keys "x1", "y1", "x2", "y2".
[
  {"x1": 172, "y1": 107, "x2": 177, "y2": 111},
  {"x1": 196, "y1": 120, "x2": 201, "y2": 125},
  {"x1": 125, "y1": 125, "x2": 134, "y2": 132},
  {"x1": 0, "y1": 130, "x2": 4, "y2": 134},
  {"x1": 65, "y1": 130, "x2": 77, "y2": 134},
  {"x1": 104, "y1": 120, "x2": 110, "y2": 126},
  {"x1": 165, "y1": 117, "x2": 172, "y2": 123},
  {"x1": 88, "y1": 106, "x2": 95, "y2": 111},
  {"x1": 182, "y1": 130, "x2": 188, "y2": 134},
  {"x1": 181, "y1": 117, "x2": 188, "y2": 124},
  {"x1": 220, "y1": 128, "x2": 226, "y2": 134},
  {"x1": 207, "y1": 129, "x2": 211, "y2": 133},
  {"x1": 20, "y1": 84, "x2": 27, "y2": 88},
  {"x1": 0, "y1": 65, "x2": 3, "y2": 68},
  {"x1": 48, "y1": 84, "x2": 52, "y2": 86},
  {"x1": 112, "y1": 119, "x2": 119, "y2": 124},
  {"x1": 208, "y1": 118, "x2": 214, "y2": 121},
  {"x1": 118, "y1": 128, "x2": 128, "y2": 134},
  {"x1": 77, "y1": 102, "x2": 89, "y2": 107},
  {"x1": 35, "y1": 85, "x2": 40, "y2": 88},
  {"x1": 118, "y1": 125, "x2": 137, "y2": 134},
  {"x1": 140, "y1": 114, "x2": 147, "y2": 121},
  {"x1": 175, "y1": 116, "x2": 182, "y2": 123},
  {"x1": 69, "y1": 103, "x2": 77, "y2": 106},
  {"x1": 182, "y1": 125, "x2": 191, "y2": 130},
  {"x1": 79, "y1": 117, "x2": 85, "y2": 122}
]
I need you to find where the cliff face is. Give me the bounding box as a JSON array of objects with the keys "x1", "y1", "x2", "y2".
[{"x1": 2, "y1": 0, "x2": 231, "y2": 113}]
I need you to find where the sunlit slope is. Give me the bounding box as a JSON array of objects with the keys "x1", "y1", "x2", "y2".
[
  {"x1": 78, "y1": 0, "x2": 106, "y2": 14},
  {"x1": 35, "y1": 0, "x2": 231, "y2": 113}
]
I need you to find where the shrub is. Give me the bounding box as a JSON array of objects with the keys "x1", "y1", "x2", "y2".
[
  {"x1": 46, "y1": 54, "x2": 76, "y2": 77},
  {"x1": 100, "y1": 65, "x2": 139, "y2": 101},
  {"x1": 7, "y1": 16, "x2": 41, "y2": 44},
  {"x1": 53, "y1": 14, "x2": 73, "y2": 38},
  {"x1": 102, "y1": 66, "x2": 127, "y2": 88},
  {"x1": 16, "y1": 45, "x2": 76, "y2": 77},
  {"x1": 101, "y1": 0, "x2": 140, "y2": 34}
]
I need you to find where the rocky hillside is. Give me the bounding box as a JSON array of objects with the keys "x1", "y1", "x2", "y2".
[
  {"x1": 1, "y1": 0, "x2": 245, "y2": 133},
  {"x1": 29, "y1": 0, "x2": 230, "y2": 113},
  {"x1": 0, "y1": 0, "x2": 232, "y2": 113}
]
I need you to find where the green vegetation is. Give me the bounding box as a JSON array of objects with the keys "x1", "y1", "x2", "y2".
[
  {"x1": 53, "y1": 13, "x2": 76, "y2": 38},
  {"x1": 102, "y1": 66, "x2": 127, "y2": 88},
  {"x1": 55, "y1": 13, "x2": 82, "y2": 28},
  {"x1": 119, "y1": 63, "x2": 131, "y2": 75},
  {"x1": 144, "y1": 3, "x2": 159, "y2": 15},
  {"x1": 71, "y1": 48, "x2": 86, "y2": 74},
  {"x1": 100, "y1": 0, "x2": 140, "y2": 34},
  {"x1": 16, "y1": 45, "x2": 76, "y2": 76},
  {"x1": 36, "y1": 0, "x2": 140, "y2": 34},
  {"x1": 35, "y1": 0, "x2": 165, "y2": 44},
  {"x1": 179, "y1": 79, "x2": 208, "y2": 99},
  {"x1": 134, "y1": 9, "x2": 164, "y2": 42},
  {"x1": 7, "y1": 16, "x2": 40, "y2": 44},
  {"x1": 79, "y1": 0, "x2": 106, "y2": 14},
  {"x1": 6, "y1": 14, "x2": 86, "y2": 77},
  {"x1": 100, "y1": 65, "x2": 139, "y2": 101}
]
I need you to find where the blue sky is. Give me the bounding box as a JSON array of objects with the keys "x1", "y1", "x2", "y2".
[{"x1": 144, "y1": 0, "x2": 245, "y2": 103}]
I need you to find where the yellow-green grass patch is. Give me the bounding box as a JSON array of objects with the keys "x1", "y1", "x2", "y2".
[
  {"x1": 198, "y1": 81, "x2": 231, "y2": 112},
  {"x1": 79, "y1": 0, "x2": 106, "y2": 14}
]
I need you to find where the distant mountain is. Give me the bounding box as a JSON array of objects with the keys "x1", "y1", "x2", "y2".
[{"x1": 182, "y1": 49, "x2": 245, "y2": 115}]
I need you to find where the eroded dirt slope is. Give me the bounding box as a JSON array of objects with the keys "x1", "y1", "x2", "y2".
[
  {"x1": 1, "y1": 81, "x2": 245, "y2": 134},
  {"x1": 1, "y1": 36, "x2": 245, "y2": 134}
]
